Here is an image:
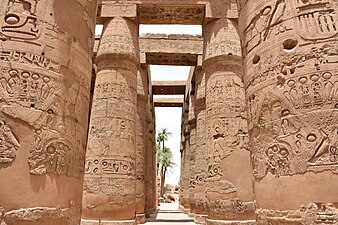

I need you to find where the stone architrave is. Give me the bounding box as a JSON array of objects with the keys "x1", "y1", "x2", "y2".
[
  {"x1": 239, "y1": 0, "x2": 338, "y2": 223},
  {"x1": 0, "y1": 0, "x2": 97, "y2": 224},
  {"x1": 82, "y1": 17, "x2": 139, "y2": 225},
  {"x1": 203, "y1": 17, "x2": 256, "y2": 225},
  {"x1": 136, "y1": 64, "x2": 148, "y2": 224},
  {"x1": 192, "y1": 69, "x2": 208, "y2": 224}
]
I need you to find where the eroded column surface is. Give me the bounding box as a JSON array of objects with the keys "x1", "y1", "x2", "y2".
[
  {"x1": 203, "y1": 18, "x2": 255, "y2": 225},
  {"x1": 188, "y1": 92, "x2": 197, "y2": 218},
  {"x1": 144, "y1": 95, "x2": 153, "y2": 218},
  {"x1": 181, "y1": 112, "x2": 191, "y2": 214},
  {"x1": 0, "y1": 0, "x2": 97, "y2": 224},
  {"x1": 136, "y1": 65, "x2": 148, "y2": 224},
  {"x1": 82, "y1": 17, "x2": 139, "y2": 225},
  {"x1": 239, "y1": 0, "x2": 338, "y2": 223},
  {"x1": 192, "y1": 69, "x2": 208, "y2": 224}
]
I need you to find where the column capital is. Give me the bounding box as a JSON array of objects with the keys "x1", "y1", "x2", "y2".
[{"x1": 97, "y1": 17, "x2": 139, "y2": 65}]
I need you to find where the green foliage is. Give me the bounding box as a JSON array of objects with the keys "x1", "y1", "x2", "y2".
[{"x1": 156, "y1": 128, "x2": 175, "y2": 196}]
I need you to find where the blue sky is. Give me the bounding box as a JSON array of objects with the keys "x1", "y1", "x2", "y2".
[{"x1": 95, "y1": 24, "x2": 202, "y2": 185}]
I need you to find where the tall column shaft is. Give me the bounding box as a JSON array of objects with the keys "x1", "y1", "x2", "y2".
[
  {"x1": 188, "y1": 93, "x2": 197, "y2": 217},
  {"x1": 82, "y1": 17, "x2": 139, "y2": 225},
  {"x1": 0, "y1": 0, "x2": 97, "y2": 224},
  {"x1": 182, "y1": 114, "x2": 191, "y2": 213},
  {"x1": 135, "y1": 65, "x2": 148, "y2": 224},
  {"x1": 193, "y1": 70, "x2": 208, "y2": 224},
  {"x1": 144, "y1": 95, "x2": 152, "y2": 217},
  {"x1": 239, "y1": 0, "x2": 338, "y2": 223},
  {"x1": 203, "y1": 18, "x2": 255, "y2": 225}
]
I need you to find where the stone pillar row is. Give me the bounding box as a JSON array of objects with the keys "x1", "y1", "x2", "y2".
[
  {"x1": 180, "y1": 16, "x2": 255, "y2": 225},
  {"x1": 180, "y1": 1, "x2": 338, "y2": 224}
]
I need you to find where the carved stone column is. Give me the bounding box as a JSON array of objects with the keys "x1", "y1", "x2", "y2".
[
  {"x1": 150, "y1": 108, "x2": 157, "y2": 211},
  {"x1": 182, "y1": 111, "x2": 191, "y2": 213},
  {"x1": 82, "y1": 17, "x2": 139, "y2": 225},
  {"x1": 203, "y1": 18, "x2": 256, "y2": 225},
  {"x1": 238, "y1": 0, "x2": 338, "y2": 223},
  {"x1": 144, "y1": 95, "x2": 153, "y2": 218},
  {"x1": 193, "y1": 69, "x2": 208, "y2": 224},
  {"x1": 0, "y1": 0, "x2": 97, "y2": 224},
  {"x1": 188, "y1": 93, "x2": 197, "y2": 218},
  {"x1": 136, "y1": 65, "x2": 148, "y2": 224}
]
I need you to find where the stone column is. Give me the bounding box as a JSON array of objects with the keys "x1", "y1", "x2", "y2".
[
  {"x1": 203, "y1": 18, "x2": 256, "y2": 225},
  {"x1": 136, "y1": 65, "x2": 148, "y2": 224},
  {"x1": 181, "y1": 111, "x2": 191, "y2": 214},
  {"x1": 150, "y1": 105, "x2": 157, "y2": 212},
  {"x1": 144, "y1": 94, "x2": 153, "y2": 218},
  {"x1": 192, "y1": 69, "x2": 208, "y2": 224},
  {"x1": 82, "y1": 17, "x2": 139, "y2": 225},
  {"x1": 0, "y1": 0, "x2": 97, "y2": 224},
  {"x1": 188, "y1": 93, "x2": 197, "y2": 218},
  {"x1": 238, "y1": 0, "x2": 338, "y2": 223}
]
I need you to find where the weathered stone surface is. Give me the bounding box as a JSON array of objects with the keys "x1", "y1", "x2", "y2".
[
  {"x1": 0, "y1": 0, "x2": 97, "y2": 224},
  {"x1": 239, "y1": 0, "x2": 338, "y2": 223},
  {"x1": 135, "y1": 64, "x2": 149, "y2": 224},
  {"x1": 82, "y1": 16, "x2": 139, "y2": 223},
  {"x1": 203, "y1": 16, "x2": 255, "y2": 224}
]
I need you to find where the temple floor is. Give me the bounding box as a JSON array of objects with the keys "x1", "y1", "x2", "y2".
[{"x1": 146, "y1": 203, "x2": 195, "y2": 224}]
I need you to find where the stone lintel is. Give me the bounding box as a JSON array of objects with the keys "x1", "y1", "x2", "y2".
[
  {"x1": 96, "y1": 1, "x2": 238, "y2": 22},
  {"x1": 94, "y1": 35, "x2": 203, "y2": 66},
  {"x1": 137, "y1": 4, "x2": 205, "y2": 24},
  {"x1": 139, "y1": 34, "x2": 203, "y2": 55},
  {"x1": 154, "y1": 97, "x2": 183, "y2": 107},
  {"x1": 152, "y1": 80, "x2": 186, "y2": 95},
  {"x1": 146, "y1": 53, "x2": 198, "y2": 66},
  {"x1": 100, "y1": 2, "x2": 137, "y2": 18}
]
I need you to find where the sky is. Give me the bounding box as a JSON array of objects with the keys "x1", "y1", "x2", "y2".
[
  {"x1": 95, "y1": 24, "x2": 202, "y2": 185},
  {"x1": 146, "y1": 25, "x2": 202, "y2": 185}
]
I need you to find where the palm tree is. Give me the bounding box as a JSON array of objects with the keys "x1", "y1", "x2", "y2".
[
  {"x1": 159, "y1": 147, "x2": 176, "y2": 197},
  {"x1": 157, "y1": 128, "x2": 172, "y2": 153}
]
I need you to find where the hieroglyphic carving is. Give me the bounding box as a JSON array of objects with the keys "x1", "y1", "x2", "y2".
[
  {"x1": 146, "y1": 53, "x2": 197, "y2": 66},
  {"x1": 0, "y1": 50, "x2": 61, "y2": 73},
  {"x1": 241, "y1": 0, "x2": 294, "y2": 55},
  {"x1": 257, "y1": 203, "x2": 338, "y2": 225},
  {"x1": 0, "y1": 120, "x2": 19, "y2": 167},
  {"x1": 83, "y1": 176, "x2": 135, "y2": 196},
  {"x1": 0, "y1": 67, "x2": 87, "y2": 177},
  {"x1": 137, "y1": 5, "x2": 204, "y2": 25},
  {"x1": 248, "y1": 68, "x2": 338, "y2": 179},
  {"x1": 85, "y1": 158, "x2": 135, "y2": 175},
  {"x1": 207, "y1": 198, "x2": 255, "y2": 219},
  {"x1": 206, "y1": 74, "x2": 249, "y2": 164},
  {"x1": 294, "y1": 0, "x2": 338, "y2": 41},
  {"x1": 0, "y1": 0, "x2": 42, "y2": 40},
  {"x1": 1, "y1": 201, "x2": 81, "y2": 225}
]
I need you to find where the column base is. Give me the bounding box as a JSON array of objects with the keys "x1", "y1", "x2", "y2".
[
  {"x1": 194, "y1": 214, "x2": 207, "y2": 224},
  {"x1": 206, "y1": 219, "x2": 256, "y2": 225},
  {"x1": 188, "y1": 213, "x2": 195, "y2": 218},
  {"x1": 179, "y1": 205, "x2": 184, "y2": 212},
  {"x1": 136, "y1": 214, "x2": 146, "y2": 224},
  {"x1": 183, "y1": 208, "x2": 190, "y2": 214},
  {"x1": 81, "y1": 219, "x2": 136, "y2": 225}
]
